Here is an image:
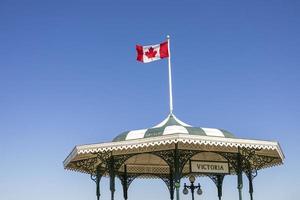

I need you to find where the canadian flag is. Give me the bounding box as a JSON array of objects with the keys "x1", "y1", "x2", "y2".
[{"x1": 136, "y1": 41, "x2": 169, "y2": 63}]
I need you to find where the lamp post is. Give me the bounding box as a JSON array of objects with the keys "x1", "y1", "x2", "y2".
[{"x1": 183, "y1": 175, "x2": 203, "y2": 200}]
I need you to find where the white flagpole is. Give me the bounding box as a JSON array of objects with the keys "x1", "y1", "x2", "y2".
[{"x1": 167, "y1": 35, "x2": 174, "y2": 115}]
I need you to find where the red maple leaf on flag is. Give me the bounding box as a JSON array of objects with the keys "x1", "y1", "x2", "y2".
[{"x1": 145, "y1": 47, "x2": 157, "y2": 58}]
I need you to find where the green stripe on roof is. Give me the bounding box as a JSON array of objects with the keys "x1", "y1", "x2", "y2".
[
  {"x1": 220, "y1": 129, "x2": 235, "y2": 138},
  {"x1": 112, "y1": 131, "x2": 129, "y2": 142},
  {"x1": 144, "y1": 127, "x2": 164, "y2": 138},
  {"x1": 185, "y1": 127, "x2": 207, "y2": 136}
]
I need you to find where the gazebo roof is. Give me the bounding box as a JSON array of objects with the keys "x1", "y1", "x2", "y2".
[
  {"x1": 63, "y1": 114, "x2": 284, "y2": 175},
  {"x1": 113, "y1": 114, "x2": 235, "y2": 142}
]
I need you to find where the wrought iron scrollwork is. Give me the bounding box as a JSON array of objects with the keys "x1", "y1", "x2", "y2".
[
  {"x1": 178, "y1": 150, "x2": 199, "y2": 174},
  {"x1": 94, "y1": 151, "x2": 111, "y2": 171},
  {"x1": 152, "y1": 149, "x2": 198, "y2": 176},
  {"x1": 118, "y1": 174, "x2": 136, "y2": 189},
  {"x1": 113, "y1": 154, "x2": 136, "y2": 173},
  {"x1": 118, "y1": 170, "x2": 135, "y2": 200},
  {"x1": 160, "y1": 175, "x2": 174, "y2": 192},
  {"x1": 218, "y1": 152, "x2": 239, "y2": 172},
  {"x1": 72, "y1": 157, "x2": 98, "y2": 174},
  {"x1": 90, "y1": 167, "x2": 103, "y2": 200},
  {"x1": 220, "y1": 147, "x2": 276, "y2": 173},
  {"x1": 208, "y1": 174, "x2": 225, "y2": 187},
  {"x1": 208, "y1": 174, "x2": 225, "y2": 200},
  {"x1": 152, "y1": 150, "x2": 176, "y2": 167}
]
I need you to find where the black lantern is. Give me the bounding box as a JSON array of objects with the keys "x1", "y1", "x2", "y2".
[{"x1": 183, "y1": 175, "x2": 203, "y2": 200}]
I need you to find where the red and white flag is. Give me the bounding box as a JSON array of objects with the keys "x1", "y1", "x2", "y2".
[{"x1": 136, "y1": 41, "x2": 169, "y2": 63}]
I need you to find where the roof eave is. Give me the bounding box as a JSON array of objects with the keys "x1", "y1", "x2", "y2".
[
  {"x1": 64, "y1": 134, "x2": 284, "y2": 164},
  {"x1": 63, "y1": 146, "x2": 79, "y2": 168}
]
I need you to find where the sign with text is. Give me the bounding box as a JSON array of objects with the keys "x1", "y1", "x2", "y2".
[{"x1": 190, "y1": 161, "x2": 229, "y2": 174}]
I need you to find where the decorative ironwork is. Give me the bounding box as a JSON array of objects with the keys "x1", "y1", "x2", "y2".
[
  {"x1": 219, "y1": 148, "x2": 276, "y2": 173},
  {"x1": 159, "y1": 173, "x2": 175, "y2": 200},
  {"x1": 160, "y1": 175, "x2": 174, "y2": 190},
  {"x1": 252, "y1": 155, "x2": 276, "y2": 170},
  {"x1": 239, "y1": 148, "x2": 275, "y2": 200},
  {"x1": 220, "y1": 148, "x2": 243, "y2": 200},
  {"x1": 152, "y1": 149, "x2": 198, "y2": 175},
  {"x1": 91, "y1": 166, "x2": 103, "y2": 200},
  {"x1": 93, "y1": 152, "x2": 137, "y2": 174},
  {"x1": 245, "y1": 169, "x2": 256, "y2": 200},
  {"x1": 118, "y1": 172, "x2": 175, "y2": 200},
  {"x1": 118, "y1": 174, "x2": 136, "y2": 189},
  {"x1": 178, "y1": 150, "x2": 199, "y2": 174},
  {"x1": 151, "y1": 147, "x2": 178, "y2": 198},
  {"x1": 218, "y1": 148, "x2": 278, "y2": 200},
  {"x1": 152, "y1": 150, "x2": 176, "y2": 167},
  {"x1": 72, "y1": 147, "x2": 278, "y2": 200},
  {"x1": 108, "y1": 156, "x2": 116, "y2": 200},
  {"x1": 218, "y1": 152, "x2": 239, "y2": 172},
  {"x1": 72, "y1": 157, "x2": 98, "y2": 174},
  {"x1": 208, "y1": 174, "x2": 225, "y2": 200},
  {"x1": 113, "y1": 154, "x2": 137, "y2": 173},
  {"x1": 95, "y1": 151, "x2": 111, "y2": 171},
  {"x1": 118, "y1": 165, "x2": 135, "y2": 200}
]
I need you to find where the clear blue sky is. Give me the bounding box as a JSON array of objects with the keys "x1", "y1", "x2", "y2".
[{"x1": 0, "y1": 0, "x2": 299, "y2": 200}]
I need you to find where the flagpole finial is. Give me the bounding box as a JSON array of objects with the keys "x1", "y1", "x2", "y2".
[{"x1": 167, "y1": 35, "x2": 170, "y2": 39}]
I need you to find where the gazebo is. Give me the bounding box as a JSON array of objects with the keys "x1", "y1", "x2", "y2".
[
  {"x1": 63, "y1": 37, "x2": 284, "y2": 200},
  {"x1": 63, "y1": 113, "x2": 284, "y2": 200}
]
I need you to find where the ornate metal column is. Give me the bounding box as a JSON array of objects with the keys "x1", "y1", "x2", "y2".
[
  {"x1": 217, "y1": 175, "x2": 224, "y2": 200},
  {"x1": 169, "y1": 168, "x2": 175, "y2": 200},
  {"x1": 209, "y1": 174, "x2": 225, "y2": 200},
  {"x1": 159, "y1": 172, "x2": 175, "y2": 200},
  {"x1": 91, "y1": 166, "x2": 102, "y2": 200},
  {"x1": 108, "y1": 156, "x2": 115, "y2": 200},
  {"x1": 174, "y1": 143, "x2": 180, "y2": 200},
  {"x1": 248, "y1": 171, "x2": 255, "y2": 200},
  {"x1": 237, "y1": 148, "x2": 243, "y2": 200},
  {"x1": 119, "y1": 165, "x2": 135, "y2": 200},
  {"x1": 119, "y1": 172, "x2": 136, "y2": 200},
  {"x1": 152, "y1": 145, "x2": 197, "y2": 200},
  {"x1": 121, "y1": 165, "x2": 128, "y2": 200},
  {"x1": 240, "y1": 148, "x2": 274, "y2": 200},
  {"x1": 73, "y1": 157, "x2": 102, "y2": 200}
]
